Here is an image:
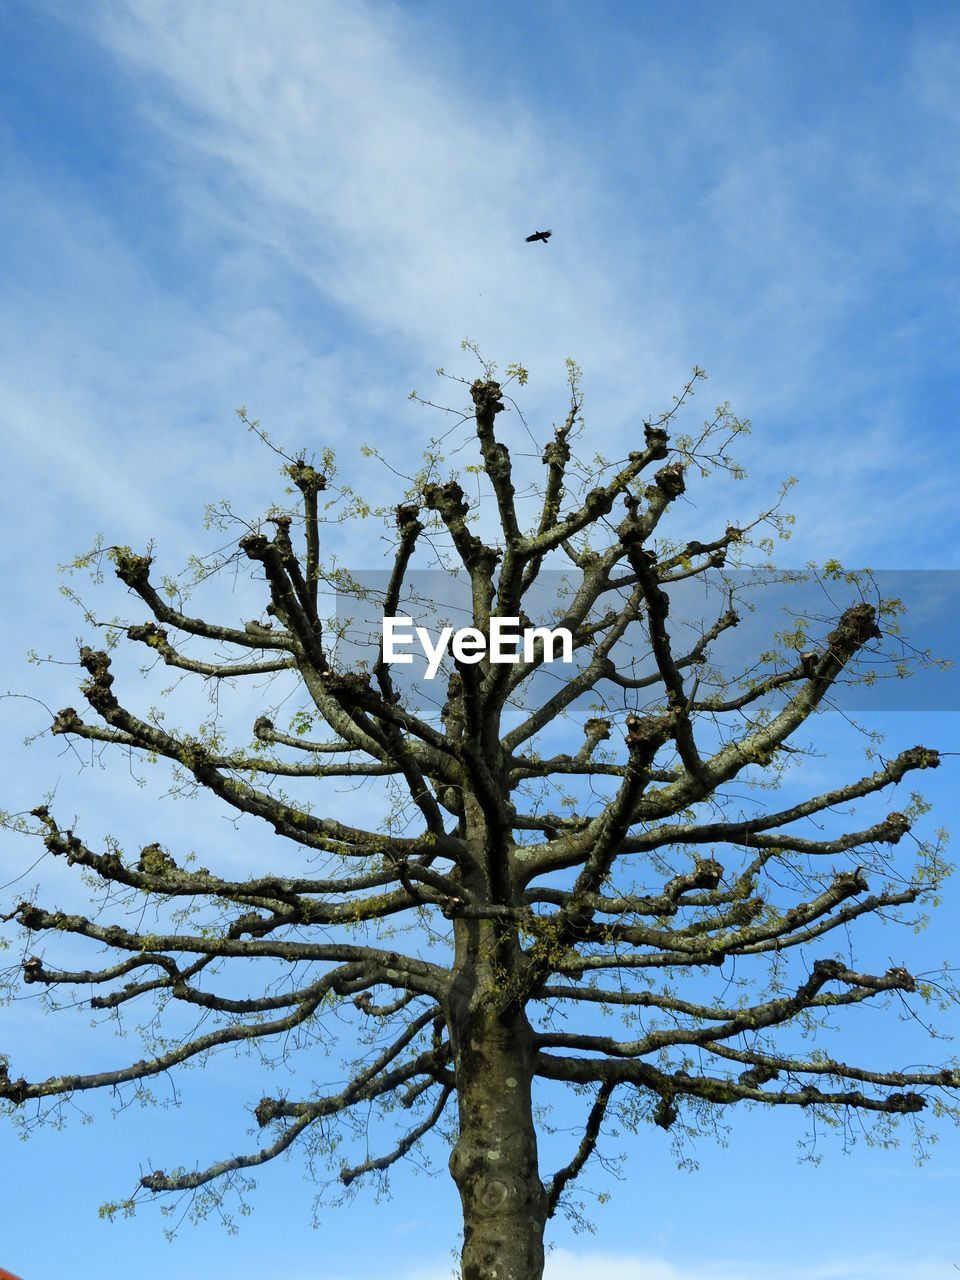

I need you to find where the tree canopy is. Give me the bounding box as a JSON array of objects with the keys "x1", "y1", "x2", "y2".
[{"x1": 2, "y1": 358, "x2": 958, "y2": 1280}]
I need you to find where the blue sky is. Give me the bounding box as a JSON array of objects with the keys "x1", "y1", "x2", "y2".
[{"x1": 2, "y1": 2, "x2": 960, "y2": 1277}]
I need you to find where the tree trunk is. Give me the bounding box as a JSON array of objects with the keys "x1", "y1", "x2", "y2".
[{"x1": 448, "y1": 1008, "x2": 548, "y2": 1280}]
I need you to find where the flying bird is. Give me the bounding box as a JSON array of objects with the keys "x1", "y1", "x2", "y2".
[{"x1": 525, "y1": 229, "x2": 552, "y2": 243}]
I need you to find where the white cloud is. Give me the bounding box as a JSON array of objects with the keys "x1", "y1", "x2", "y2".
[
  {"x1": 46, "y1": 0, "x2": 954, "y2": 572},
  {"x1": 85, "y1": 0, "x2": 636, "y2": 380},
  {"x1": 392, "y1": 1250, "x2": 956, "y2": 1280}
]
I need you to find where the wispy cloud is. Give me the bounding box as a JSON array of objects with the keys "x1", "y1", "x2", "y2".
[
  {"x1": 3, "y1": 7, "x2": 960, "y2": 1280},
  {"x1": 46, "y1": 0, "x2": 954, "y2": 568},
  {"x1": 85, "y1": 0, "x2": 628, "y2": 373}
]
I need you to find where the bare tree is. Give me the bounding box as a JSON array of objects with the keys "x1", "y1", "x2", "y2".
[{"x1": 2, "y1": 360, "x2": 958, "y2": 1280}]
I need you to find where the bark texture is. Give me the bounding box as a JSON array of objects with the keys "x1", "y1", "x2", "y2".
[{"x1": 449, "y1": 1006, "x2": 547, "y2": 1280}]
